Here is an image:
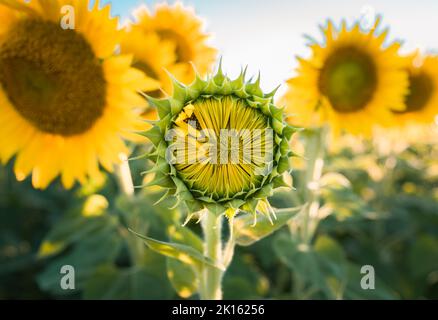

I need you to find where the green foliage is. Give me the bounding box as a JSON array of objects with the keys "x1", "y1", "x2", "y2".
[
  {"x1": 166, "y1": 258, "x2": 198, "y2": 299},
  {"x1": 233, "y1": 206, "x2": 302, "y2": 246},
  {"x1": 1, "y1": 139, "x2": 437, "y2": 300},
  {"x1": 129, "y1": 229, "x2": 220, "y2": 269}
]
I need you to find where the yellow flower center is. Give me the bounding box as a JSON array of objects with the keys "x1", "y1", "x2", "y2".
[
  {"x1": 0, "y1": 19, "x2": 106, "y2": 136},
  {"x1": 400, "y1": 72, "x2": 434, "y2": 113},
  {"x1": 157, "y1": 29, "x2": 192, "y2": 63},
  {"x1": 319, "y1": 46, "x2": 377, "y2": 113},
  {"x1": 170, "y1": 96, "x2": 273, "y2": 201}
]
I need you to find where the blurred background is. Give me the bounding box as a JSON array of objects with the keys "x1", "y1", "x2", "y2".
[
  {"x1": 110, "y1": 0, "x2": 438, "y2": 94},
  {"x1": 1, "y1": 0, "x2": 438, "y2": 300}
]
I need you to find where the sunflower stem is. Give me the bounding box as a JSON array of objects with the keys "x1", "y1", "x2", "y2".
[
  {"x1": 200, "y1": 210, "x2": 224, "y2": 300},
  {"x1": 115, "y1": 154, "x2": 145, "y2": 267},
  {"x1": 300, "y1": 127, "x2": 326, "y2": 245},
  {"x1": 115, "y1": 154, "x2": 135, "y2": 197},
  {"x1": 222, "y1": 215, "x2": 236, "y2": 268}
]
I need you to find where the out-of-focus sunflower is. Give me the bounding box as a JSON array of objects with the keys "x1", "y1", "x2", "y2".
[
  {"x1": 132, "y1": 2, "x2": 217, "y2": 85},
  {"x1": 392, "y1": 53, "x2": 438, "y2": 125},
  {"x1": 121, "y1": 29, "x2": 176, "y2": 135},
  {"x1": 281, "y1": 18, "x2": 408, "y2": 136},
  {"x1": 0, "y1": 0, "x2": 152, "y2": 189},
  {"x1": 121, "y1": 28, "x2": 176, "y2": 98}
]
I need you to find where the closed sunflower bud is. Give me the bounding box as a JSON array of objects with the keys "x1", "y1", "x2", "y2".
[{"x1": 142, "y1": 63, "x2": 299, "y2": 220}]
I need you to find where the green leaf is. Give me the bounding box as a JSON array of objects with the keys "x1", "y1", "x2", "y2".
[
  {"x1": 129, "y1": 229, "x2": 223, "y2": 270},
  {"x1": 223, "y1": 277, "x2": 258, "y2": 300},
  {"x1": 273, "y1": 233, "x2": 350, "y2": 299},
  {"x1": 314, "y1": 235, "x2": 346, "y2": 265},
  {"x1": 321, "y1": 185, "x2": 370, "y2": 220},
  {"x1": 83, "y1": 265, "x2": 174, "y2": 300},
  {"x1": 37, "y1": 226, "x2": 122, "y2": 296},
  {"x1": 167, "y1": 225, "x2": 203, "y2": 252},
  {"x1": 408, "y1": 234, "x2": 438, "y2": 277},
  {"x1": 344, "y1": 263, "x2": 397, "y2": 300},
  {"x1": 234, "y1": 206, "x2": 302, "y2": 246},
  {"x1": 314, "y1": 236, "x2": 348, "y2": 298},
  {"x1": 166, "y1": 258, "x2": 198, "y2": 298},
  {"x1": 37, "y1": 204, "x2": 116, "y2": 258},
  {"x1": 273, "y1": 233, "x2": 330, "y2": 297}
]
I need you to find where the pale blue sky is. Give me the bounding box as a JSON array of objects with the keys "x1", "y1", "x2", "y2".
[{"x1": 101, "y1": 0, "x2": 438, "y2": 94}]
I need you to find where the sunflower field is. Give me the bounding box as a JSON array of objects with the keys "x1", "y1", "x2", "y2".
[{"x1": 0, "y1": 0, "x2": 437, "y2": 301}]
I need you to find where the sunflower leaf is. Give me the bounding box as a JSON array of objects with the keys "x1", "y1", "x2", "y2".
[
  {"x1": 129, "y1": 229, "x2": 224, "y2": 270},
  {"x1": 234, "y1": 206, "x2": 303, "y2": 246},
  {"x1": 166, "y1": 258, "x2": 199, "y2": 298}
]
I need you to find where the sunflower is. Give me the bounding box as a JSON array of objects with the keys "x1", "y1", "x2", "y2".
[
  {"x1": 392, "y1": 53, "x2": 438, "y2": 125},
  {"x1": 281, "y1": 18, "x2": 408, "y2": 136},
  {"x1": 143, "y1": 65, "x2": 297, "y2": 217},
  {"x1": 120, "y1": 28, "x2": 176, "y2": 135},
  {"x1": 121, "y1": 27, "x2": 176, "y2": 97},
  {"x1": 0, "y1": 0, "x2": 153, "y2": 189},
  {"x1": 171, "y1": 96, "x2": 272, "y2": 200},
  {"x1": 131, "y1": 2, "x2": 217, "y2": 85}
]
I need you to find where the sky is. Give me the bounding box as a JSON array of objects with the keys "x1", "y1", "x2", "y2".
[{"x1": 102, "y1": 0, "x2": 438, "y2": 95}]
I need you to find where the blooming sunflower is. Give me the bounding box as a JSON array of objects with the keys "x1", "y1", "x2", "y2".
[
  {"x1": 121, "y1": 27, "x2": 176, "y2": 98},
  {"x1": 132, "y1": 2, "x2": 217, "y2": 85},
  {"x1": 392, "y1": 53, "x2": 438, "y2": 125},
  {"x1": 0, "y1": 0, "x2": 153, "y2": 189},
  {"x1": 281, "y1": 18, "x2": 408, "y2": 135},
  {"x1": 143, "y1": 65, "x2": 297, "y2": 218},
  {"x1": 120, "y1": 28, "x2": 176, "y2": 134}
]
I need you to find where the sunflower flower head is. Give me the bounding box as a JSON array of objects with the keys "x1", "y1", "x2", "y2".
[
  {"x1": 121, "y1": 25, "x2": 176, "y2": 98},
  {"x1": 392, "y1": 52, "x2": 438, "y2": 126},
  {"x1": 131, "y1": 2, "x2": 217, "y2": 85},
  {"x1": 142, "y1": 63, "x2": 298, "y2": 219},
  {"x1": 281, "y1": 17, "x2": 409, "y2": 136},
  {"x1": 0, "y1": 0, "x2": 150, "y2": 189},
  {"x1": 120, "y1": 27, "x2": 177, "y2": 137}
]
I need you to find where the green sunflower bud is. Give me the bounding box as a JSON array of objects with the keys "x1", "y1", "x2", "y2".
[{"x1": 142, "y1": 63, "x2": 298, "y2": 219}]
